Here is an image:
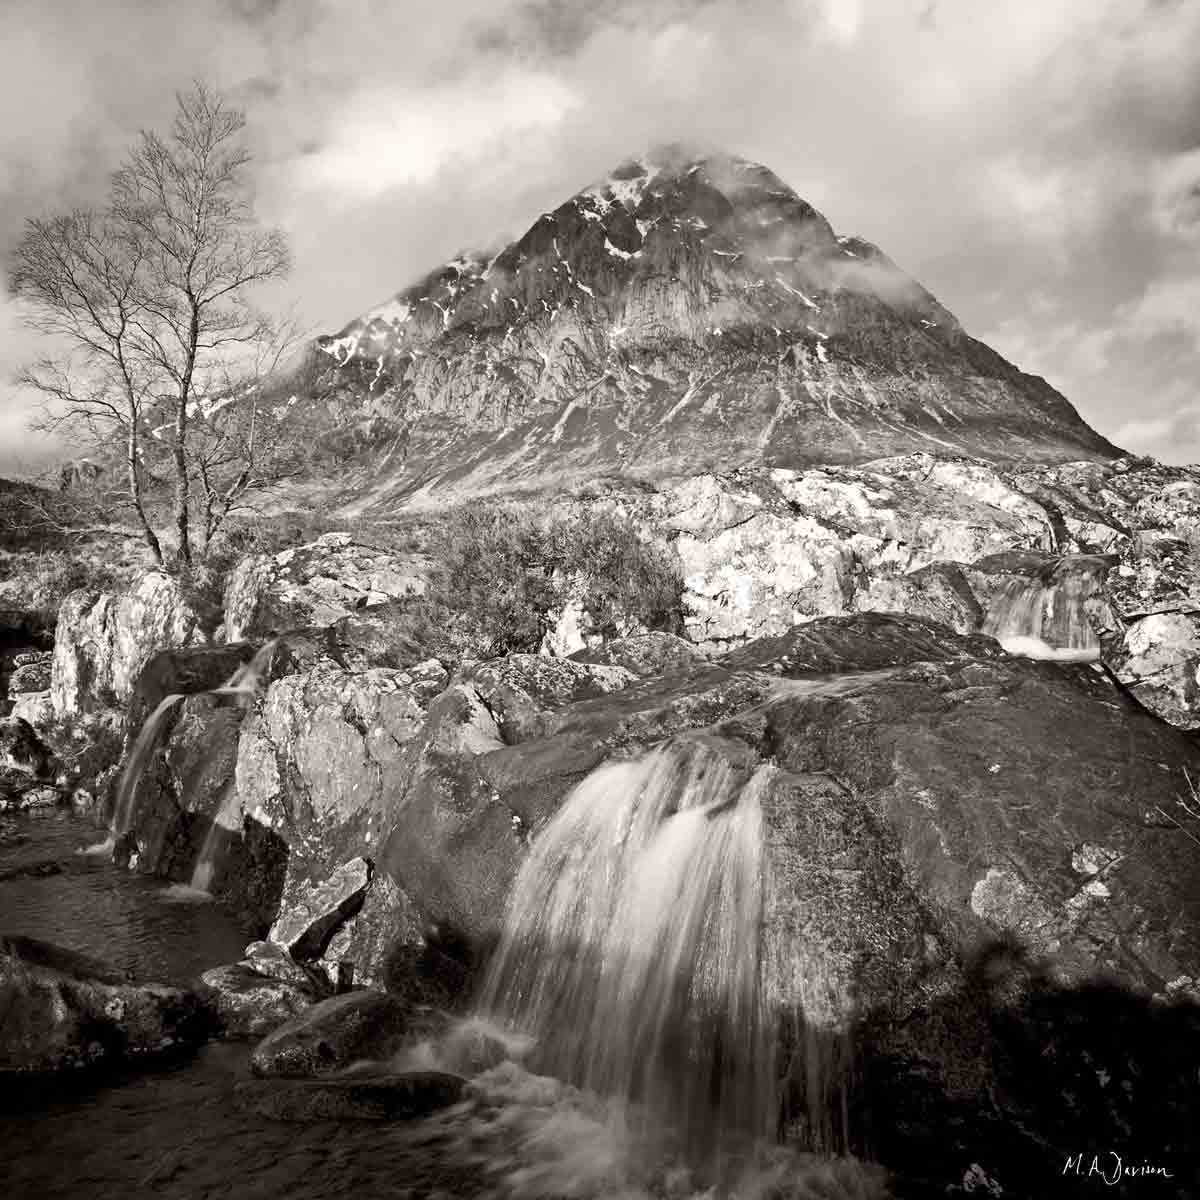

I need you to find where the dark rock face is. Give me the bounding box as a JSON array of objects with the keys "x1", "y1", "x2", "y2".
[
  {"x1": 306, "y1": 147, "x2": 1117, "y2": 507},
  {"x1": 0, "y1": 935, "x2": 210, "y2": 1071},
  {"x1": 250, "y1": 989, "x2": 416, "y2": 1078}
]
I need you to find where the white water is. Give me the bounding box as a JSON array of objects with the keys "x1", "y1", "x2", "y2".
[
  {"x1": 111, "y1": 640, "x2": 280, "y2": 876},
  {"x1": 112, "y1": 692, "x2": 188, "y2": 837},
  {"x1": 188, "y1": 782, "x2": 243, "y2": 893},
  {"x1": 983, "y1": 563, "x2": 1103, "y2": 662},
  {"x1": 480, "y1": 741, "x2": 778, "y2": 1156}
]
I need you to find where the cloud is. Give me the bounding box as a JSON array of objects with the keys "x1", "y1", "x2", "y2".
[
  {"x1": 297, "y1": 71, "x2": 579, "y2": 201},
  {"x1": 3, "y1": 0, "x2": 1200, "y2": 468}
]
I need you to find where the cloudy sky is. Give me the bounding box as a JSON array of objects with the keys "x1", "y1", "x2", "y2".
[{"x1": 3, "y1": 0, "x2": 1199, "y2": 469}]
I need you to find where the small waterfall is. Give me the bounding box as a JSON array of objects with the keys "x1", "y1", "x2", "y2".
[
  {"x1": 480, "y1": 740, "x2": 777, "y2": 1154},
  {"x1": 111, "y1": 639, "x2": 279, "y2": 854},
  {"x1": 188, "y1": 780, "x2": 242, "y2": 893},
  {"x1": 112, "y1": 692, "x2": 189, "y2": 837},
  {"x1": 982, "y1": 558, "x2": 1106, "y2": 662}
]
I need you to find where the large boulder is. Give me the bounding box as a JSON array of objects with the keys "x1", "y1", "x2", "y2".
[
  {"x1": 223, "y1": 532, "x2": 430, "y2": 643},
  {"x1": 643, "y1": 461, "x2": 1054, "y2": 650},
  {"x1": 0, "y1": 935, "x2": 210, "y2": 1070},
  {"x1": 249, "y1": 989, "x2": 417, "y2": 1077},
  {"x1": 51, "y1": 572, "x2": 202, "y2": 719}
]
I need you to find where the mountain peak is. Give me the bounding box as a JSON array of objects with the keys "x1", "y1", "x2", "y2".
[{"x1": 309, "y1": 147, "x2": 1119, "y2": 503}]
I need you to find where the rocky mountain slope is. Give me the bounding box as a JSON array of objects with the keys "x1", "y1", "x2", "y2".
[{"x1": 306, "y1": 144, "x2": 1119, "y2": 507}]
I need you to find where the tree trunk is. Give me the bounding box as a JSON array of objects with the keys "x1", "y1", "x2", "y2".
[
  {"x1": 172, "y1": 397, "x2": 190, "y2": 566},
  {"x1": 127, "y1": 425, "x2": 163, "y2": 566}
]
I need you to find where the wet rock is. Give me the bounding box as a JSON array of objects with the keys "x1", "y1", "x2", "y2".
[
  {"x1": 198, "y1": 962, "x2": 320, "y2": 1039},
  {"x1": 51, "y1": 573, "x2": 202, "y2": 719},
  {"x1": 234, "y1": 1070, "x2": 465, "y2": 1122},
  {"x1": 250, "y1": 989, "x2": 415, "y2": 1078},
  {"x1": 268, "y1": 856, "x2": 372, "y2": 961},
  {"x1": 223, "y1": 533, "x2": 430, "y2": 643},
  {"x1": 0, "y1": 934, "x2": 210, "y2": 1071}
]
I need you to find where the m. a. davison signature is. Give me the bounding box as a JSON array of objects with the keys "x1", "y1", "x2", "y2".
[{"x1": 1063, "y1": 1153, "x2": 1174, "y2": 1185}]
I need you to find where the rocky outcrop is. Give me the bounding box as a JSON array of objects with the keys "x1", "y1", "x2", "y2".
[
  {"x1": 223, "y1": 533, "x2": 429, "y2": 643},
  {"x1": 51, "y1": 573, "x2": 202, "y2": 720},
  {"x1": 0, "y1": 935, "x2": 210, "y2": 1070}
]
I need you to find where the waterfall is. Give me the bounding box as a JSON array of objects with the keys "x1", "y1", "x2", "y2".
[
  {"x1": 479, "y1": 740, "x2": 778, "y2": 1155},
  {"x1": 189, "y1": 780, "x2": 243, "y2": 893},
  {"x1": 112, "y1": 692, "x2": 189, "y2": 837},
  {"x1": 982, "y1": 558, "x2": 1105, "y2": 662},
  {"x1": 111, "y1": 639, "x2": 279, "y2": 857}
]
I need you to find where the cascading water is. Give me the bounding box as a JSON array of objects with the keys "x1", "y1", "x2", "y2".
[
  {"x1": 188, "y1": 781, "x2": 242, "y2": 893},
  {"x1": 110, "y1": 639, "x2": 279, "y2": 872},
  {"x1": 982, "y1": 556, "x2": 1109, "y2": 662},
  {"x1": 479, "y1": 740, "x2": 779, "y2": 1157}
]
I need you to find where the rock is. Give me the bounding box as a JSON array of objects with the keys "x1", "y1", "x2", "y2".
[
  {"x1": 249, "y1": 989, "x2": 415, "y2": 1078},
  {"x1": 0, "y1": 717, "x2": 55, "y2": 780},
  {"x1": 198, "y1": 962, "x2": 320, "y2": 1039},
  {"x1": 651, "y1": 462, "x2": 1055, "y2": 650},
  {"x1": 6, "y1": 652, "x2": 52, "y2": 696},
  {"x1": 1110, "y1": 610, "x2": 1200, "y2": 730},
  {"x1": 223, "y1": 533, "x2": 430, "y2": 643},
  {"x1": 0, "y1": 934, "x2": 210, "y2": 1071},
  {"x1": 51, "y1": 573, "x2": 202, "y2": 719},
  {"x1": 852, "y1": 561, "x2": 984, "y2": 635},
  {"x1": 465, "y1": 654, "x2": 636, "y2": 743},
  {"x1": 570, "y1": 631, "x2": 708, "y2": 677},
  {"x1": 234, "y1": 1070, "x2": 465, "y2": 1122},
  {"x1": 269, "y1": 856, "x2": 373, "y2": 961},
  {"x1": 17, "y1": 785, "x2": 61, "y2": 810},
  {"x1": 9, "y1": 691, "x2": 53, "y2": 730},
  {"x1": 316, "y1": 870, "x2": 425, "y2": 991},
  {"x1": 721, "y1": 610, "x2": 1002, "y2": 675},
  {"x1": 242, "y1": 941, "x2": 326, "y2": 991}
]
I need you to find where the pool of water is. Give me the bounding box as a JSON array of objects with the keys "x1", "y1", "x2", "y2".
[{"x1": 0, "y1": 807, "x2": 248, "y2": 986}]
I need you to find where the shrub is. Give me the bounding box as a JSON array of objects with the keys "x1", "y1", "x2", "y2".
[{"x1": 416, "y1": 502, "x2": 684, "y2": 661}]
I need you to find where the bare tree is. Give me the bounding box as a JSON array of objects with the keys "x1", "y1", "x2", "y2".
[
  {"x1": 187, "y1": 318, "x2": 309, "y2": 555},
  {"x1": 9, "y1": 83, "x2": 290, "y2": 567}
]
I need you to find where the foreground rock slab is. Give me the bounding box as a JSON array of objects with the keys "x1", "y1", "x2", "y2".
[
  {"x1": 250, "y1": 989, "x2": 416, "y2": 1078},
  {"x1": 0, "y1": 935, "x2": 210, "y2": 1071}
]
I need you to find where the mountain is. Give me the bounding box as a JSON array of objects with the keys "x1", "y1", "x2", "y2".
[{"x1": 310, "y1": 145, "x2": 1120, "y2": 506}]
